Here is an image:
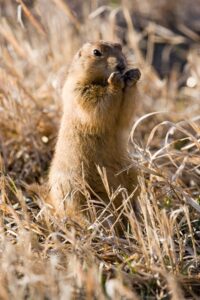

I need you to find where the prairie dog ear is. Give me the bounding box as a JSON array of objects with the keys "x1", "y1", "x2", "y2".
[
  {"x1": 78, "y1": 42, "x2": 92, "y2": 57},
  {"x1": 114, "y1": 43, "x2": 122, "y2": 51}
]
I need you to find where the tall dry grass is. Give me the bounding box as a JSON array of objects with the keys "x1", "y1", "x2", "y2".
[{"x1": 0, "y1": 0, "x2": 200, "y2": 299}]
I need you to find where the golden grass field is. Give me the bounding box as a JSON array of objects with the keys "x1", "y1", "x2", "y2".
[{"x1": 0, "y1": 0, "x2": 200, "y2": 299}]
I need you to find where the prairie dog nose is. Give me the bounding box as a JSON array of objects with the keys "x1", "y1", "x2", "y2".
[
  {"x1": 116, "y1": 61, "x2": 126, "y2": 73},
  {"x1": 108, "y1": 57, "x2": 126, "y2": 73}
]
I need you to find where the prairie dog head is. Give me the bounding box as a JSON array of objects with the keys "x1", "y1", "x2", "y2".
[
  {"x1": 69, "y1": 41, "x2": 127, "y2": 84},
  {"x1": 62, "y1": 41, "x2": 140, "y2": 134}
]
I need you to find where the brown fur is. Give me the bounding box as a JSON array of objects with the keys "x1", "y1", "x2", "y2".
[{"x1": 48, "y1": 41, "x2": 141, "y2": 221}]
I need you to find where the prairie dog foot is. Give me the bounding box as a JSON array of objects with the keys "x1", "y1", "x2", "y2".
[{"x1": 124, "y1": 68, "x2": 141, "y2": 87}]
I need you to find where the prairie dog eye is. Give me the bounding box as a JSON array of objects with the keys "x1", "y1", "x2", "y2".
[{"x1": 93, "y1": 49, "x2": 102, "y2": 57}]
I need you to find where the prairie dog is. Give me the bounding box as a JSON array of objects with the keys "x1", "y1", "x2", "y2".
[{"x1": 48, "y1": 41, "x2": 141, "y2": 221}]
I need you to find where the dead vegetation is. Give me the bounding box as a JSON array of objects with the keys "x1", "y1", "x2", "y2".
[{"x1": 0, "y1": 0, "x2": 200, "y2": 299}]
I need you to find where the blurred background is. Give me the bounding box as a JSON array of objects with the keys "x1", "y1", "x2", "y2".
[
  {"x1": 1, "y1": 0, "x2": 200, "y2": 77},
  {"x1": 0, "y1": 0, "x2": 199, "y2": 182}
]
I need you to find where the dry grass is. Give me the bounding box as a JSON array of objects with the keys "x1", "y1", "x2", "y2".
[{"x1": 0, "y1": 1, "x2": 200, "y2": 299}]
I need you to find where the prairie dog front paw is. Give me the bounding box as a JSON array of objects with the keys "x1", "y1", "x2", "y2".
[
  {"x1": 108, "y1": 72, "x2": 125, "y2": 89},
  {"x1": 124, "y1": 68, "x2": 141, "y2": 87}
]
